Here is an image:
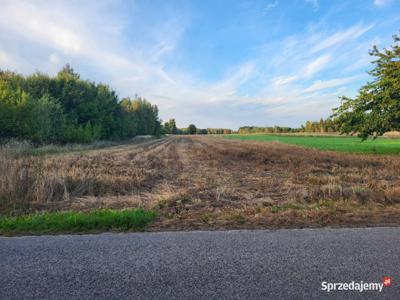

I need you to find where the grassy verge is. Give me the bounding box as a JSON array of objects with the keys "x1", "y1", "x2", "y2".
[
  {"x1": 224, "y1": 134, "x2": 400, "y2": 154},
  {"x1": 0, "y1": 208, "x2": 157, "y2": 236}
]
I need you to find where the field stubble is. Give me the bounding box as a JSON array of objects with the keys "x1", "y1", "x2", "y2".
[{"x1": 1, "y1": 136, "x2": 400, "y2": 230}]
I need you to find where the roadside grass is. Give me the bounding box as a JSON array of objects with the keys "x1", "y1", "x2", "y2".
[
  {"x1": 0, "y1": 208, "x2": 157, "y2": 235},
  {"x1": 224, "y1": 134, "x2": 400, "y2": 154}
]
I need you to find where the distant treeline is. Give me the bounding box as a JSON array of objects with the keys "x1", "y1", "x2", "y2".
[
  {"x1": 162, "y1": 119, "x2": 232, "y2": 135},
  {"x1": 238, "y1": 118, "x2": 338, "y2": 134},
  {"x1": 238, "y1": 126, "x2": 301, "y2": 134},
  {"x1": 0, "y1": 65, "x2": 161, "y2": 143},
  {"x1": 206, "y1": 128, "x2": 233, "y2": 134},
  {"x1": 301, "y1": 119, "x2": 337, "y2": 133},
  {"x1": 163, "y1": 118, "x2": 337, "y2": 136}
]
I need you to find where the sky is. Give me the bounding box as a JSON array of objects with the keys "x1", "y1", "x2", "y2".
[{"x1": 0, "y1": 0, "x2": 399, "y2": 129}]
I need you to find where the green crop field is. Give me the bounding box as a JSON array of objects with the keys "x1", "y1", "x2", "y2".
[{"x1": 224, "y1": 134, "x2": 400, "y2": 154}]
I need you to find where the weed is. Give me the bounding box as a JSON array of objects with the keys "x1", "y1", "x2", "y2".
[
  {"x1": 271, "y1": 205, "x2": 281, "y2": 213},
  {"x1": 157, "y1": 199, "x2": 168, "y2": 209},
  {"x1": 200, "y1": 213, "x2": 211, "y2": 224},
  {"x1": 229, "y1": 212, "x2": 246, "y2": 224}
]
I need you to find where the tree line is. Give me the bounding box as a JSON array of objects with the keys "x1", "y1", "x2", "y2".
[
  {"x1": 0, "y1": 65, "x2": 161, "y2": 144},
  {"x1": 301, "y1": 118, "x2": 338, "y2": 133},
  {"x1": 238, "y1": 126, "x2": 300, "y2": 134},
  {"x1": 238, "y1": 118, "x2": 338, "y2": 134},
  {"x1": 162, "y1": 119, "x2": 232, "y2": 135}
]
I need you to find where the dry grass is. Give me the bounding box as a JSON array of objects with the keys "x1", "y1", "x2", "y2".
[
  {"x1": 1, "y1": 136, "x2": 400, "y2": 230},
  {"x1": 384, "y1": 131, "x2": 400, "y2": 138}
]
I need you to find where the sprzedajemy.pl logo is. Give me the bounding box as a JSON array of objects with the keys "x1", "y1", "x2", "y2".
[{"x1": 321, "y1": 276, "x2": 392, "y2": 293}]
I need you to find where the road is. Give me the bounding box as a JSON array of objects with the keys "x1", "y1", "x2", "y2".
[{"x1": 0, "y1": 227, "x2": 399, "y2": 299}]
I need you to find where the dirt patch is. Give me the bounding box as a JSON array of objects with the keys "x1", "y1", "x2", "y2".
[{"x1": 1, "y1": 136, "x2": 400, "y2": 230}]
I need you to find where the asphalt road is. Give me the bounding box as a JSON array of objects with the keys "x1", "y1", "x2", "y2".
[{"x1": 0, "y1": 228, "x2": 399, "y2": 299}]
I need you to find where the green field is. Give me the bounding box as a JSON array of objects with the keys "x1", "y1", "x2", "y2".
[{"x1": 224, "y1": 134, "x2": 400, "y2": 154}]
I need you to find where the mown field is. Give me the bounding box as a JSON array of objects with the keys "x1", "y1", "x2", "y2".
[
  {"x1": 224, "y1": 134, "x2": 400, "y2": 154},
  {"x1": 1, "y1": 136, "x2": 400, "y2": 234}
]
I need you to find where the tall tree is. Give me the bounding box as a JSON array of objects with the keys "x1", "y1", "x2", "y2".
[
  {"x1": 164, "y1": 119, "x2": 178, "y2": 134},
  {"x1": 332, "y1": 34, "x2": 400, "y2": 139},
  {"x1": 187, "y1": 124, "x2": 197, "y2": 135}
]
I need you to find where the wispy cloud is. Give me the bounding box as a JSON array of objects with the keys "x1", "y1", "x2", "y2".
[
  {"x1": 311, "y1": 23, "x2": 374, "y2": 54},
  {"x1": 273, "y1": 75, "x2": 299, "y2": 86},
  {"x1": 302, "y1": 75, "x2": 364, "y2": 93},
  {"x1": 303, "y1": 54, "x2": 332, "y2": 77},
  {"x1": 261, "y1": 1, "x2": 278, "y2": 16}
]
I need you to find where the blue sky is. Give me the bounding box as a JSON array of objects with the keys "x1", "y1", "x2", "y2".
[{"x1": 0, "y1": 0, "x2": 399, "y2": 128}]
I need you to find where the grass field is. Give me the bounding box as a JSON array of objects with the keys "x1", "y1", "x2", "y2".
[
  {"x1": 0, "y1": 208, "x2": 156, "y2": 235},
  {"x1": 224, "y1": 134, "x2": 400, "y2": 154}
]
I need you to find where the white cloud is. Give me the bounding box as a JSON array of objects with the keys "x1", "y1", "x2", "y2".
[
  {"x1": 209, "y1": 63, "x2": 257, "y2": 97},
  {"x1": 261, "y1": 1, "x2": 278, "y2": 16},
  {"x1": 271, "y1": 54, "x2": 333, "y2": 86},
  {"x1": 311, "y1": 24, "x2": 374, "y2": 54},
  {"x1": 0, "y1": 2, "x2": 85, "y2": 55},
  {"x1": 303, "y1": 54, "x2": 331, "y2": 77},
  {"x1": 273, "y1": 75, "x2": 299, "y2": 86},
  {"x1": 302, "y1": 75, "x2": 363, "y2": 93},
  {"x1": 151, "y1": 42, "x2": 176, "y2": 62}
]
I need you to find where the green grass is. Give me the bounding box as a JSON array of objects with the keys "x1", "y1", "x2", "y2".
[
  {"x1": 0, "y1": 208, "x2": 157, "y2": 235},
  {"x1": 224, "y1": 134, "x2": 400, "y2": 154}
]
